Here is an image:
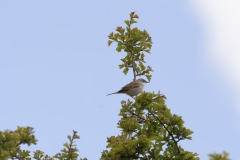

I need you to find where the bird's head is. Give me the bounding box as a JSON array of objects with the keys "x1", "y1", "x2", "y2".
[{"x1": 136, "y1": 78, "x2": 149, "y2": 84}]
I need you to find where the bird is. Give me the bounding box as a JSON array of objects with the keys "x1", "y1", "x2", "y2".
[{"x1": 106, "y1": 78, "x2": 149, "y2": 98}]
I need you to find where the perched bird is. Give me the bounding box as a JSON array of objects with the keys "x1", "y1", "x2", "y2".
[{"x1": 106, "y1": 78, "x2": 149, "y2": 98}]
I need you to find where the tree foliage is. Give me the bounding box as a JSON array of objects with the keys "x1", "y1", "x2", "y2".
[
  {"x1": 208, "y1": 151, "x2": 230, "y2": 160},
  {"x1": 101, "y1": 12, "x2": 199, "y2": 160},
  {"x1": 0, "y1": 127, "x2": 86, "y2": 160},
  {"x1": 108, "y1": 12, "x2": 153, "y2": 81}
]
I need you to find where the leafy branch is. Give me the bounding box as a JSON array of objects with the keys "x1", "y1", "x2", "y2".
[
  {"x1": 103, "y1": 12, "x2": 199, "y2": 160},
  {"x1": 108, "y1": 12, "x2": 153, "y2": 81},
  {"x1": 101, "y1": 92, "x2": 198, "y2": 159},
  {"x1": 0, "y1": 127, "x2": 86, "y2": 160}
]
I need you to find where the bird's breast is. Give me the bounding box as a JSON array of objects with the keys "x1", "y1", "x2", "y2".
[{"x1": 126, "y1": 86, "x2": 144, "y2": 96}]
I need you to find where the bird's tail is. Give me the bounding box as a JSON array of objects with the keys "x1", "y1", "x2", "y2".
[{"x1": 106, "y1": 92, "x2": 118, "y2": 96}]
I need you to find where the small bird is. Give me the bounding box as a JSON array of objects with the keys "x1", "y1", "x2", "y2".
[{"x1": 107, "y1": 78, "x2": 149, "y2": 98}]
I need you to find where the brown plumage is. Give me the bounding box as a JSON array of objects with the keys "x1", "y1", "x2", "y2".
[{"x1": 106, "y1": 78, "x2": 148, "y2": 97}]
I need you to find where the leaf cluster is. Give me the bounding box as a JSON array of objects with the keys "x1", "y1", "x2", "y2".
[
  {"x1": 0, "y1": 127, "x2": 86, "y2": 160},
  {"x1": 0, "y1": 126, "x2": 37, "y2": 160},
  {"x1": 108, "y1": 12, "x2": 153, "y2": 81},
  {"x1": 101, "y1": 92, "x2": 199, "y2": 160},
  {"x1": 208, "y1": 151, "x2": 230, "y2": 160}
]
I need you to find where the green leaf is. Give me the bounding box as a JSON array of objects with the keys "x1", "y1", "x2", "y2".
[
  {"x1": 146, "y1": 74, "x2": 152, "y2": 82},
  {"x1": 147, "y1": 66, "x2": 153, "y2": 72},
  {"x1": 116, "y1": 45, "x2": 124, "y2": 52},
  {"x1": 108, "y1": 40, "x2": 113, "y2": 46},
  {"x1": 135, "y1": 66, "x2": 141, "y2": 74},
  {"x1": 108, "y1": 32, "x2": 114, "y2": 39},
  {"x1": 119, "y1": 64, "x2": 125, "y2": 69},
  {"x1": 124, "y1": 20, "x2": 130, "y2": 26},
  {"x1": 144, "y1": 49, "x2": 150, "y2": 53},
  {"x1": 140, "y1": 53, "x2": 145, "y2": 61},
  {"x1": 139, "y1": 61, "x2": 145, "y2": 70},
  {"x1": 123, "y1": 67, "x2": 129, "y2": 75},
  {"x1": 130, "y1": 19, "x2": 137, "y2": 24},
  {"x1": 119, "y1": 28, "x2": 125, "y2": 35}
]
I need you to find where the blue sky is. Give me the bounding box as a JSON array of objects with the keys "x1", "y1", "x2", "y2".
[{"x1": 0, "y1": 1, "x2": 239, "y2": 159}]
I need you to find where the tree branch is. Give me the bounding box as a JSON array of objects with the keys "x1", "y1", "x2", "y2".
[
  {"x1": 150, "y1": 112, "x2": 181, "y2": 154},
  {"x1": 129, "y1": 50, "x2": 137, "y2": 81}
]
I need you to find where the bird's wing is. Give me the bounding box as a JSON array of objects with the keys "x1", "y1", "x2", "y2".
[{"x1": 117, "y1": 82, "x2": 140, "y2": 93}]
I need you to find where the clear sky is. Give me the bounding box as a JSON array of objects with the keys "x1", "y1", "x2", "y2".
[{"x1": 0, "y1": 1, "x2": 239, "y2": 159}]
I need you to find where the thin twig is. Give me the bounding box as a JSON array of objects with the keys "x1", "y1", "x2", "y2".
[
  {"x1": 127, "y1": 19, "x2": 137, "y2": 81},
  {"x1": 150, "y1": 112, "x2": 181, "y2": 154},
  {"x1": 130, "y1": 50, "x2": 136, "y2": 81}
]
